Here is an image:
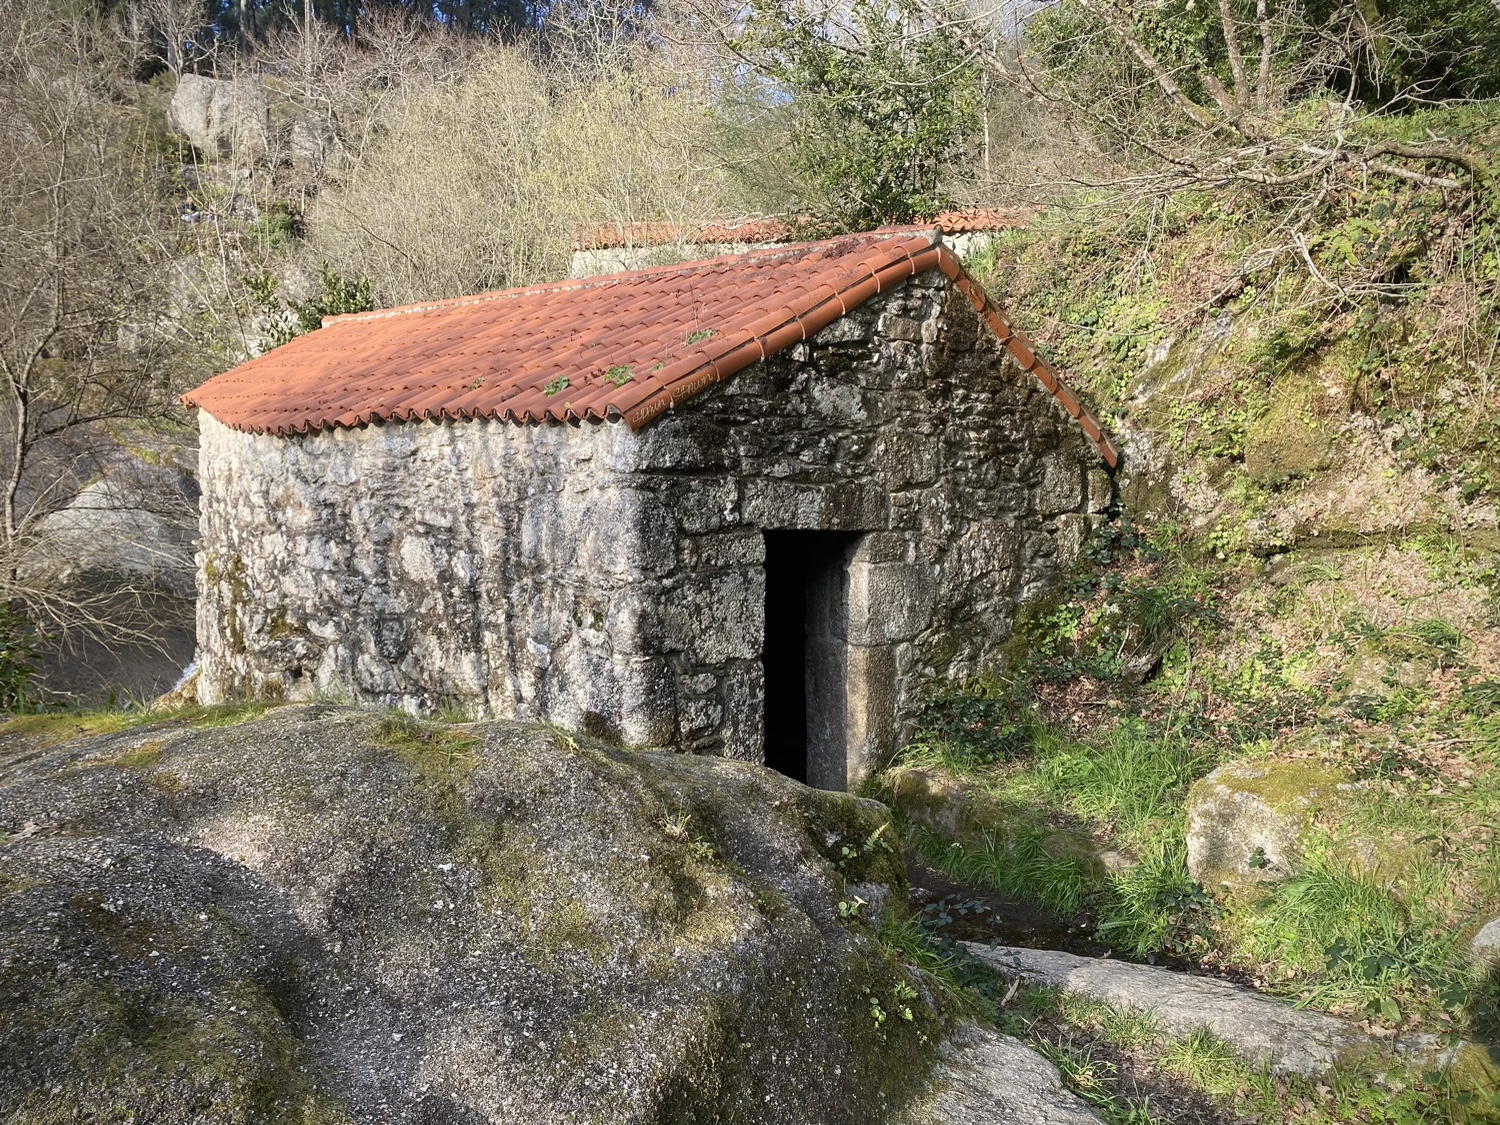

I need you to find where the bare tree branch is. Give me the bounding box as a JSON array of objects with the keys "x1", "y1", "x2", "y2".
[
  {"x1": 1217, "y1": 0, "x2": 1250, "y2": 108},
  {"x1": 1078, "y1": 0, "x2": 1226, "y2": 134},
  {"x1": 1256, "y1": 0, "x2": 1274, "y2": 108}
]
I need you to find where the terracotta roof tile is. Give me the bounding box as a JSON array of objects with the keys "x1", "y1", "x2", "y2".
[{"x1": 183, "y1": 228, "x2": 1118, "y2": 467}]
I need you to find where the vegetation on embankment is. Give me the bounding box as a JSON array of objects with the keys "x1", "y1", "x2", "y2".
[
  {"x1": 874, "y1": 138, "x2": 1500, "y2": 1119},
  {"x1": 884, "y1": 519, "x2": 1500, "y2": 1120}
]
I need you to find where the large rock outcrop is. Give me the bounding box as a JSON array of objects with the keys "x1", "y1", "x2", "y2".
[
  {"x1": 0, "y1": 705, "x2": 945, "y2": 1124},
  {"x1": 169, "y1": 74, "x2": 269, "y2": 162}
]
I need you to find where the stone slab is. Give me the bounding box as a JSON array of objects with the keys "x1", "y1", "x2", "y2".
[
  {"x1": 903, "y1": 1022, "x2": 1103, "y2": 1124},
  {"x1": 963, "y1": 943, "x2": 1368, "y2": 1077}
]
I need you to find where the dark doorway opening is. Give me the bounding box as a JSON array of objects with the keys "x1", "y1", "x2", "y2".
[{"x1": 762, "y1": 530, "x2": 860, "y2": 788}]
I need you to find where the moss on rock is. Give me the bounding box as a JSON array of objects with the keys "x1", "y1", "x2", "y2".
[
  {"x1": 1243, "y1": 371, "x2": 1344, "y2": 484},
  {"x1": 0, "y1": 705, "x2": 945, "y2": 1124},
  {"x1": 1184, "y1": 759, "x2": 1409, "y2": 893}
]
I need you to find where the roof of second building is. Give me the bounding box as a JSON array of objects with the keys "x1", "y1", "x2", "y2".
[
  {"x1": 182, "y1": 227, "x2": 1118, "y2": 466},
  {"x1": 569, "y1": 206, "x2": 1035, "y2": 250}
]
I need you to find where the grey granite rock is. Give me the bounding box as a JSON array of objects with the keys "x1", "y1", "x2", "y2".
[
  {"x1": 168, "y1": 73, "x2": 268, "y2": 162},
  {"x1": 902, "y1": 1023, "x2": 1104, "y2": 1124},
  {"x1": 963, "y1": 943, "x2": 1369, "y2": 1077},
  {"x1": 0, "y1": 705, "x2": 932, "y2": 1124},
  {"x1": 1473, "y1": 918, "x2": 1500, "y2": 964}
]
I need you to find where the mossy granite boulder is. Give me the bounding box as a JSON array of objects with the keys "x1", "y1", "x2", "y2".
[
  {"x1": 1185, "y1": 760, "x2": 1350, "y2": 890},
  {"x1": 0, "y1": 705, "x2": 962, "y2": 1124}
]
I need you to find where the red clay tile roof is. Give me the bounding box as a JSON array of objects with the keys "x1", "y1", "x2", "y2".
[
  {"x1": 183, "y1": 229, "x2": 1118, "y2": 467},
  {"x1": 569, "y1": 207, "x2": 1035, "y2": 251}
]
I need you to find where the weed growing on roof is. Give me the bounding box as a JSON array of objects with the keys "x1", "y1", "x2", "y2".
[
  {"x1": 685, "y1": 328, "x2": 715, "y2": 344},
  {"x1": 602, "y1": 364, "x2": 634, "y2": 387},
  {"x1": 543, "y1": 375, "x2": 569, "y2": 396}
]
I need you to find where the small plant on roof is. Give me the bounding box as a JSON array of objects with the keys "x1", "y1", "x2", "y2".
[
  {"x1": 543, "y1": 375, "x2": 569, "y2": 396},
  {"x1": 686, "y1": 328, "x2": 715, "y2": 345},
  {"x1": 603, "y1": 364, "x2": 634, "y2": 387}
]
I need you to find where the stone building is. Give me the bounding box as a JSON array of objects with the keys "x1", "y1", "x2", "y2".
[{"x1": 183, "y1": 228, "x2": 1116, "y2": 790}]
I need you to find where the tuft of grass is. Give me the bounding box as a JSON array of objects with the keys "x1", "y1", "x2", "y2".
[
  {"x1": 1097, "y1": 836, "x2": 1218, "y2": 960},
  {"x1": 906, "y1": 819, "x2": 1095, "y2": 916},
  {"x1": 373, "y1": 711, "x2": 479, "y2": 777},
  {"x1": 0, "y1": 709, "x2": 153, "y2": 743},
  {"x1": 93, "y1": 740, "x2": 168, "y2": 770},
  {"x1": 1054, "y1": 990, "x2": 1162, "y2": 1050},
  {"x1": 1024, "y1": 1034, "x2": 1171, "y2": 1125},
  {"x1": 1234, "y1": 837, "x2": 1466, "y2": 1024},
  {"x1": 875, "y1": 908, "x2": 971, "y2": 1010},
  {"x1": 1026, "y1": 717, "x2": 1217, "y2": 844},
  {"x1": 1160, "y1": 1029, "x2": 1247, "y2": 1097}
]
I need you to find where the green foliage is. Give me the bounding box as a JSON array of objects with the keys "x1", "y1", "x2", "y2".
[
  {"x1": 602, "y1": 365, "x2": 633, "y2": 387},
  {"x1": 1238, "y1": 838, "x2": 1463, "y2": 1021},
  {"x1": 912, "y1": 677, "x2": 1039, "y2": 767},
  {"x1": 734, "y1": 0, "x2": 981, "y2": 228},
  {"x1": 245, "y1": 263, "x2": 375, "y2": 351},
  {"x1": 1018, "y1": 522, "x2": 1220, "y2": 685},
  {"x1": 907, "y1": 821, "x2": 1095, "y2": 917},
  {"x1": 1097, "y1": 837, "x2": 1219, "y2": 959},
  {"x1": 1312, "y1": 0, "x2": 1500, "y2": 101},
  {"x1": 0, "y1": 602, "x2": 38, "y2": 712},
  {"x1": 1030, "y1": 0, "x2": 1500, "y2": 128},
  {"x1": 543, "y1": 375, "x2": 570, "y2": 396},
  {"x1": 875, "y1": 907, "x2": 970, "y2": 1008},
  {"x1": 248, "y1": 204, "x2": 302, "y2": 252}
]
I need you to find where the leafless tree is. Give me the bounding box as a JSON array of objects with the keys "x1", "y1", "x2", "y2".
[
  {"x1": 128, "y1": 0, "x2": 216, "y2": 76},
  {"x1": 909, "y1": 0, "x2": 1489, "y2": 198},
  {"x1": 306, "y1": 41, "x2": 736, "y2": 305},
  {"x1": 0, "y1": 4, "x2": 185, "y2": 648}
]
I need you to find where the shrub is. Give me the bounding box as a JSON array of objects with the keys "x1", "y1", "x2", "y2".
[
  {"x1": 912, "y1": 677, "x2": 1039, "y2": 766},
  {"x1": 0, "y1": 603, "x2": 37, "y2": 712}
]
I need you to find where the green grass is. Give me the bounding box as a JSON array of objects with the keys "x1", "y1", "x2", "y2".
[
  {"x1": 1025, "y1": 717, "x2": 1217, "y2": 844},
  {"x1": 992, "y1": 978, "x2": 1491, "y2": 1125},
  {"x1": 372, "y1": 710, "x2": 480, "y2": 778},
  {"x1": 898, "y1": 714, "x2": 1222, "y2": 943},
  {"x1": 893, "y1": 690, "x2": 1500, "y2": 1036},
  {"x1": 905, "y1": 819, "x2": 1095, "y2": 916},
  {"x1": 1234, "y1": 837, "x2": 1481, "y2": 1025},
  {"x1": 0, "y1": 700, "x2": 276, "y2": 745}
]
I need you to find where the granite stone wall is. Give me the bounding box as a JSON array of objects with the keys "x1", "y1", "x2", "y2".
[{"x1": 196, "y1": 267, "x2": 1109, "y2": 785}]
